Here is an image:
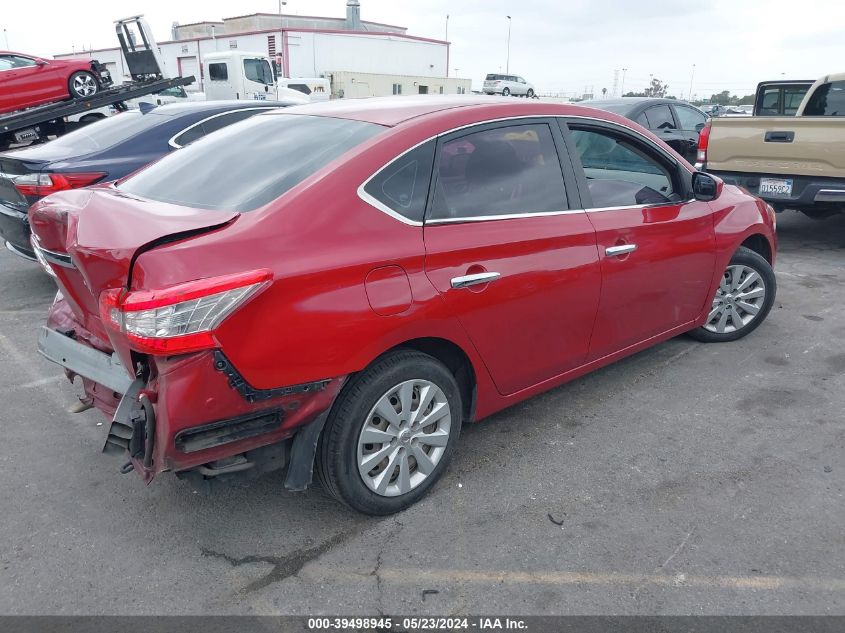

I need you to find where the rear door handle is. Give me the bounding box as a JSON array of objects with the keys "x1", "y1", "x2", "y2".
[
  {"x1": 451, "y1": 272, "x2": 501, "y2": 289},
  {"x1": 605, "y1": 244, "x2": 637, "y2": 257}
]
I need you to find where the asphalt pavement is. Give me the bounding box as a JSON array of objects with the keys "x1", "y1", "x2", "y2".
[{"x1": 0, "y1": 210, "x2": 842, "y2": 615}]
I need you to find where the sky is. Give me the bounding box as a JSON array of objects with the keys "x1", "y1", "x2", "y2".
[{"x1": 2, "y1": 0, "x2": 844, "y2": 98}]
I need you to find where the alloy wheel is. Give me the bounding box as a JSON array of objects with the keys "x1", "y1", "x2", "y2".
[
  {"x1": 72, "y1": 74, "x2": 97, "y2": 97},
  {"x1": 704, "y1": 264, "x2": 766, "y2": 334},
  {"x1": 356, "y1": 379, "x2": 452, "y2": 497}
]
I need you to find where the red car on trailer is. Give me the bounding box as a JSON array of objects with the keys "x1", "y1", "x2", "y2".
[{"x1": 0, "y1": 51, "x2": 112, "y2": 114}]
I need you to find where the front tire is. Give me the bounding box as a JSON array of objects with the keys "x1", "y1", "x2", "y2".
[
  {"x1": 527, "y1": 88, "x2": 535, "y2": 98},
  {"x1": 688, "y1": 246, "x2": 776, "y2": 342},
  {"x1": 317, "y1": 350, "x2": 462, "y2": 515},
  {"x1": 69, "y1": 71, "x2": 99, "y2": 99}
]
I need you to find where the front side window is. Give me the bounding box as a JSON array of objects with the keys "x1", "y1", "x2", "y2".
[
  {"x1": 803, "y1": 81, "x2": 845, "y2": 116},
  {"x1": 570, "y1": 127, "x2": 677, "y2": 208},
  {"x1": 209, "y1": 63, "x2": 228, "y2": 81},
  {"x1": 429, "y1": 123, "x2": 567, "y2": 220},
  {"x1": 363, "y1": 141, "x2": 435, "y2": 222},
  {"x1": 244, "y1": 58, "x2": 274, "y2": 86},
  {"x1": 674, "y1": 105, "x2": 707, "y2": 130},
  {"x1": 643, "y1": 105, "x2": 675, "y2": 129}
]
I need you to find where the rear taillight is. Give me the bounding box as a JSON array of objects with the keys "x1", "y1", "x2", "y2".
[
  {"x1": 99, "y1": 269, "x2": 272, "y2": 355},
  {"x1": 13, "y1": 172, "x2": 106, "y2": 197},
  {"x1": 696, "y1": 120, "x2": 712, "y2": 167}
]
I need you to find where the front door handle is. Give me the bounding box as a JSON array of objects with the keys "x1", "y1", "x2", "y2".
[
  {"x1": 605, "y1": 244, "x2": 637, "y2": 257},
  {"x1": 451, "y1": 272, "x2": 501, "y2": 289}
]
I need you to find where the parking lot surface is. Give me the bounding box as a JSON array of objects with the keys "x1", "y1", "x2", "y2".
[{"x1": 0, "y1": 210, "x2": 843, "y2": 615}]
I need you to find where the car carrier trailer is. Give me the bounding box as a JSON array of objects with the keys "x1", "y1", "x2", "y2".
[{"x1": 0, "y1": 16, "x2": 194, "y2": 150}]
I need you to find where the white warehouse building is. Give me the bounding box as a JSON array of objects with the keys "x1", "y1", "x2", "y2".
[{"x1": 54, "y1": 1, "x2": 471, "y2": 98}]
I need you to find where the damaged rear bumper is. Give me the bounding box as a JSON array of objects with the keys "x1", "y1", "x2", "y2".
[{"x1": 37, "y1": 325, "x2": 343, "y2": 489}]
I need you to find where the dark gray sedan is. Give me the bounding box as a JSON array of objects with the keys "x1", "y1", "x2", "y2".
[{"x1": 579, "y1": 97, "x2": 708, "y2": 164}]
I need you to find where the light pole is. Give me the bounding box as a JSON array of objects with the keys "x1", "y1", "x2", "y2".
[
  {"x1": 3, "y1": 29, "x2": 8, "y2": 49},
  {"x1": 445, "y1": 14, "x2": 449, "y2": 77},
  {"x1": 506, "y1": 16, "x2": 512, "y2": 74},
  {"x1": 688, "y1": 63, "x2": 696, "y2": 102},
  {"x1": 277, "y1": 0, "x2": 287, "y2": 92},
  {"x1": 620, "y1": 68, "x2": 627, "y2": 95}
]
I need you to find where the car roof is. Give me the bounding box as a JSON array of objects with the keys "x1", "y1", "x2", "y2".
[
  {"x1": 271, "y1": 95, "x2": 605, "y2": 127},
  {"x1": 149, "y1": 100, "x2": 296, "y2": 117},
  {"x1": 581, "y1": 97, "x2": 680, "y2": 107}
]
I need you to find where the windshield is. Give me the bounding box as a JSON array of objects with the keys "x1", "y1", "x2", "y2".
[{"x1": 118, "y1": 114, "x2": 383, "y2": 212}]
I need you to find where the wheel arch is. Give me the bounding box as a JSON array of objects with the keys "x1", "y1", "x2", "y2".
[
  {"x1": 740, "y1": 233, "x2": 773, "y2": 264},
  {"x1": 394, "y1": 337, "x2": 477, "y2": 424}
]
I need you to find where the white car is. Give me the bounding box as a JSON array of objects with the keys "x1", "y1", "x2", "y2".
[{"x1": 483, "y1": 73, "x2": 535, "y2": 97}]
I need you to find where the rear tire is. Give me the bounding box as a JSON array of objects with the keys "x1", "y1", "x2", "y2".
[
  {"x1": 688, "y1": 246, "x2": 776, "y2": 343},
  {"x1": 317, "y1": 350, "x2": 462, "y2": 515},
  {"x1": 68, "y1": 71, "x2": 99, "y2": 99},
  {"x1": 502, "y1": 87, "x2": 511, "y2": 96}
]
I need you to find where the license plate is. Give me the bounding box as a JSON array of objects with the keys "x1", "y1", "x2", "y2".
[
  {"x1": 759, "y1": 177, "x2": 793, "y2": 198},
  {"x1": 14, "y1": 128, "x2": 39, "y2": 143}
]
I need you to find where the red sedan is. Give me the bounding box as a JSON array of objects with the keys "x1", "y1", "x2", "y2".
[
  {"x1": 0, "y1": 51, "x2": 112, "y2": 114},
  {"x1": 30, "y1": 97, "x2": 777, "y2": 515}
]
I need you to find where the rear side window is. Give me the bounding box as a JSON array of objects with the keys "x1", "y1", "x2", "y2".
[
  {"x1": 209, "y1": 63, "x2": 228, "y2": 81},
  {"x1": 643, "y1": 105, "x2": 675, "y2": 129},
  {"x1": 803, "y1": 81, "x2": 845, "y2": 116},
  {"x1": 363, "y1": 141, "x2": 435, "y2": 223},
  {"x1": 119, "y1": 114, "x2": 383, "y2": 212},
  {"x1": 570, "y1": 127, "x2": 676, "y2": 208},
  {"x1": 430, "y1": 123, "x2": 567, "y2": 220}
]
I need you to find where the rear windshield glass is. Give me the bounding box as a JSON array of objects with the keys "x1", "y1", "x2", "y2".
[
  {"x1": 21, "y1": 110, "x2": 167, "y2": 158},
  {"x1": 118, "y1": 114, "x2": 383, "y2": 212},
  {"x1": 803, "y1": 81, "x2": 845, "y2": 116}
]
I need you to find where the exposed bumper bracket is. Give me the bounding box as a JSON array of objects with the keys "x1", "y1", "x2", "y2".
[{"x1": 37, "y1": 327, "x2": 133, "y2": 394}]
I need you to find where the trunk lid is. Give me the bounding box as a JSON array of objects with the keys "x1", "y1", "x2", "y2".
[{"x1": 30, "y1": 187, "x2": 238, "y2": 353}]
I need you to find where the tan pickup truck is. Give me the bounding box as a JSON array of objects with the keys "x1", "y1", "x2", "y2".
[{"x1": 698, "y1": 72, "x2": 845, "y2": 218}]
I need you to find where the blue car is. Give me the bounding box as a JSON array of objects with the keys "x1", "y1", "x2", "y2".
[{"x1": 0, "y1": 100, "x2": 297, "y2": 260}]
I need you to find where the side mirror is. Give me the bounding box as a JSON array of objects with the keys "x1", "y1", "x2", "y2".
[
  {"x1": 35, "y1": 59, "x2": 48, "y2": 66},
  {"x1": 692, "y1": 171, "x2": 723, "y2": 202},
  {"x1": 695, "y1": 122, "x2": 705, "y2": 133}
]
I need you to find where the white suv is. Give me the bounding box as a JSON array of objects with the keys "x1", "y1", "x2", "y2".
[{"x1": 483, "y1": 73, "x2": 535, "y2": 97}]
